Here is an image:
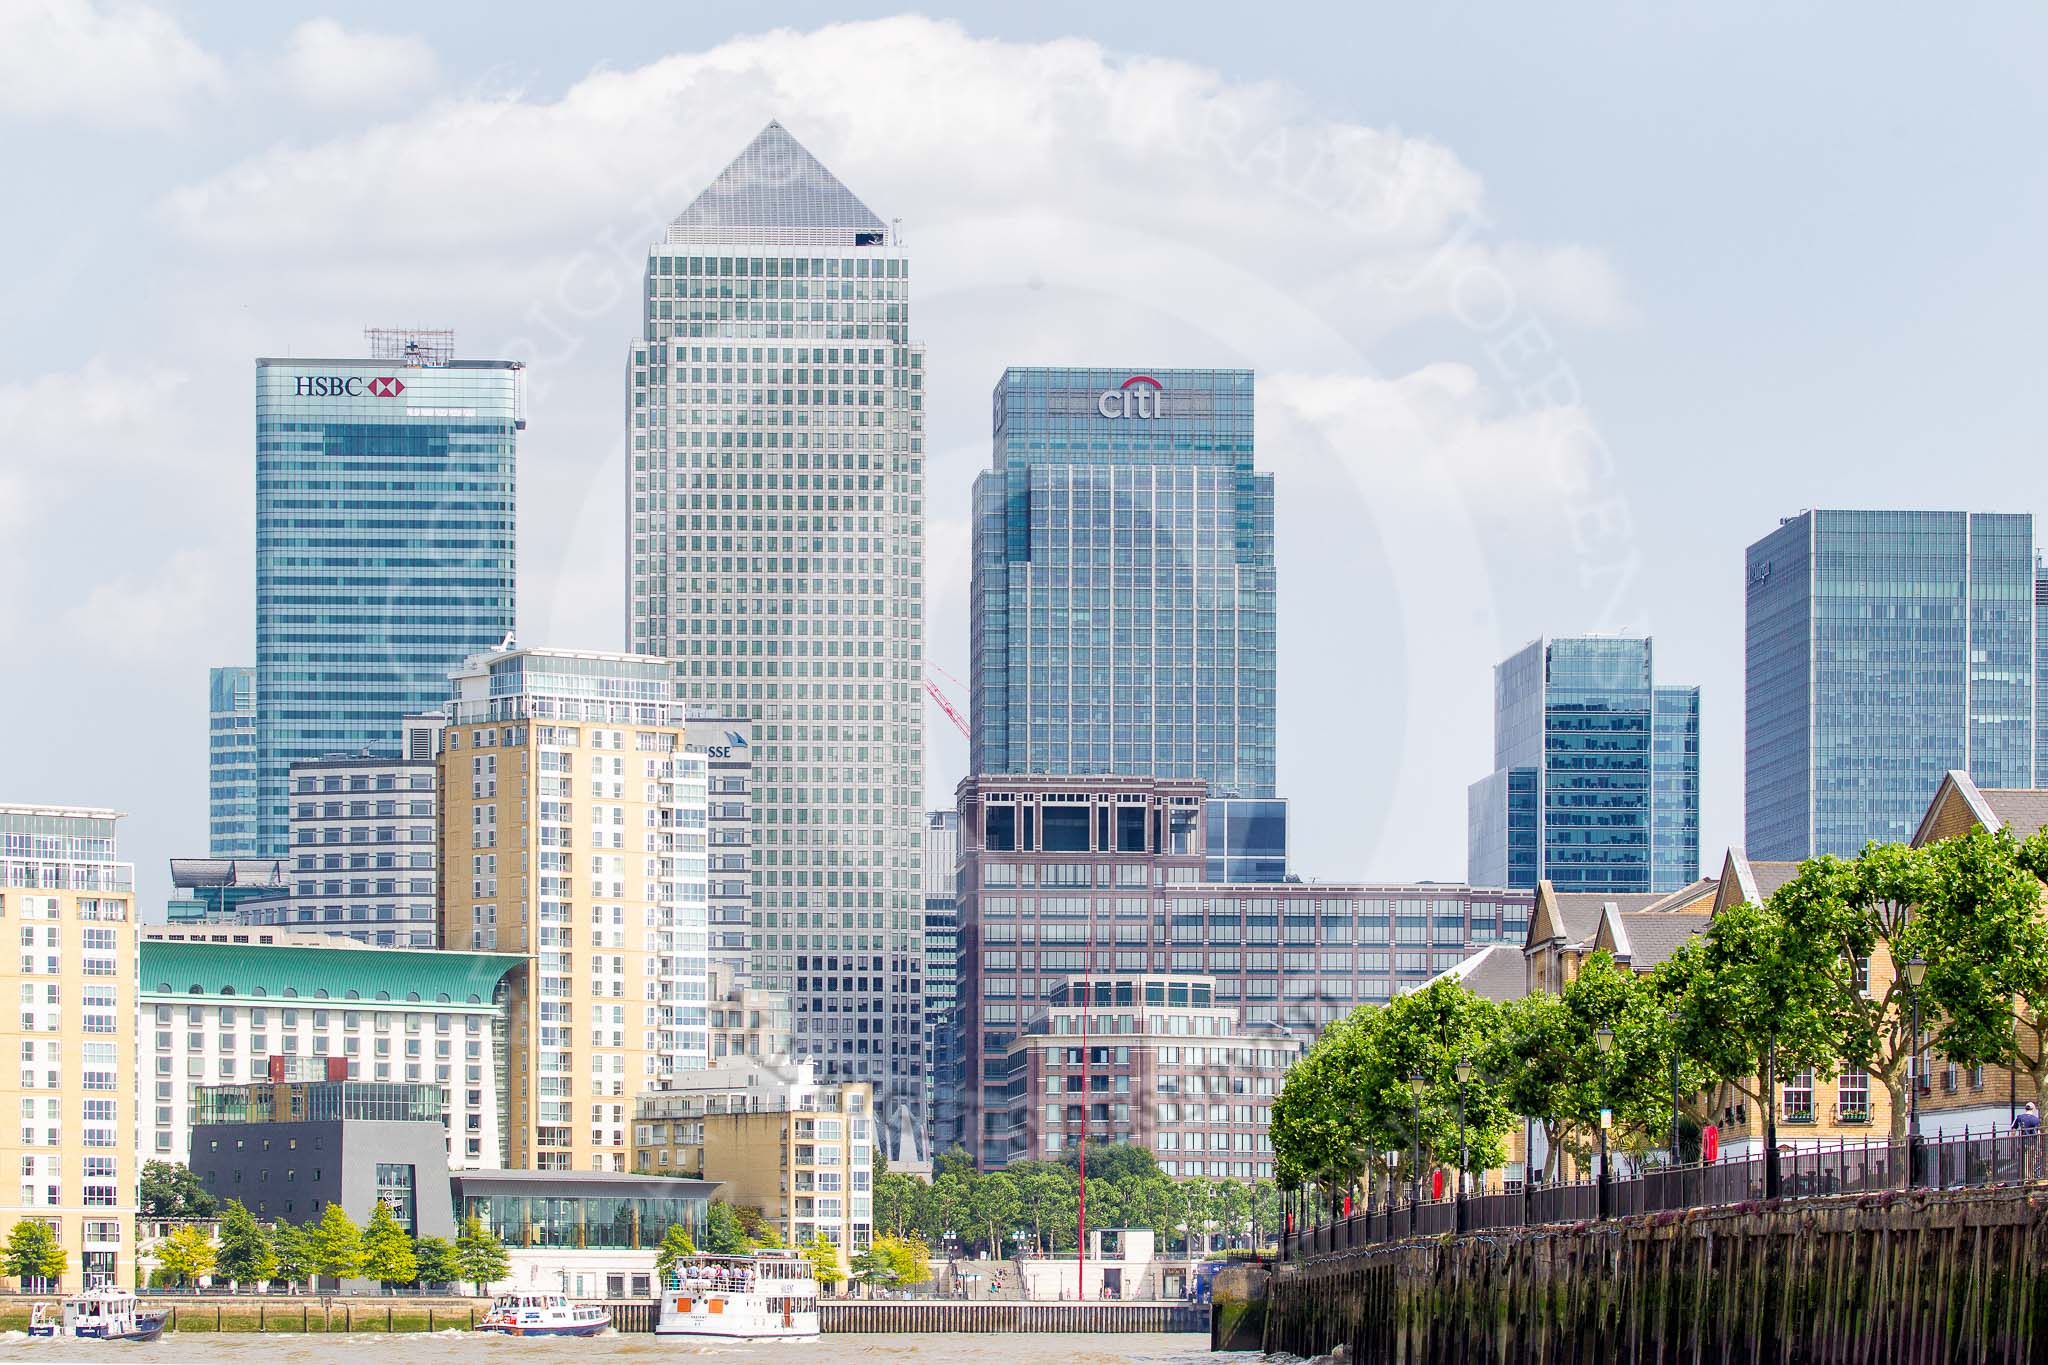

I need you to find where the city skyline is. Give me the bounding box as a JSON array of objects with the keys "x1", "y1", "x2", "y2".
[{"x1": 8, "y1": 8, "x2": 2047, "y2": 925}]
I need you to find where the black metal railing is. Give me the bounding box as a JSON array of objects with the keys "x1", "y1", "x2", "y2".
[{"x1": 1282, "y1": 1128, "x2": 2044, "y2": 1259}]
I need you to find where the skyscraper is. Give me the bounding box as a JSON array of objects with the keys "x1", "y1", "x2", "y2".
[
  {"x1": 437, "y1": 645, "x2": 709, "y2": 1171},
  {"x1": 1468, "y1": 636, "x2": 1700, "y2": 893},
  {"x1": 254, "y1": 331, "x2": 518, "y2": 856},
  {"x1": 970, "y1": 368, "x2": 1275, "y2": 796},
  {"x1": 625, "y1": 123, "x2": 927, "y2": 1152},
  {"x1": 1745, "y1": 509, "x2": 2035, "y2": 860},
  {"x1": 207, "y1": 665, "x2": 257, "y2": 857}
]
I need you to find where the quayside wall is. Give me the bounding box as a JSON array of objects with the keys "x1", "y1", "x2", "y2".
[{"x1": 1265, "y1": 1187, "x2": 2048, "y2": 1365}]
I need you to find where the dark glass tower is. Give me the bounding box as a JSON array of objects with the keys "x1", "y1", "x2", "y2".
[
  {"x1": 971, "y1": 368, "x2": 1275, "y2": 797},
  {"x1": 1745, "y1": 509, "x2": 2035, "y2": 860},
  {"x1": 1468, "y1": 636, "x2": 1700, "y2": 893}
]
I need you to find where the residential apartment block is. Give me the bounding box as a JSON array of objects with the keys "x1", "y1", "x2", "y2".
[
  {"x1": 0, "y1": 806, "x2": 137, "y2": 1290},
  {"x1": 437, "y1": 645, "x2": 709, "y2": 1171}
]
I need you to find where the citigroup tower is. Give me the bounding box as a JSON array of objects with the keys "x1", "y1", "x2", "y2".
[{"x1": 971, "y1": 368, "x2": 1275, "y2": 797}]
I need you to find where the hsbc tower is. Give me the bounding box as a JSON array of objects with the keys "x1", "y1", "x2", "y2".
[
  {"x1": 972, "y1": 367, "x2": 1275, "y2": 798},
  {"x1": 251, "y1": 336, "x2": 520, "y2": 857}
]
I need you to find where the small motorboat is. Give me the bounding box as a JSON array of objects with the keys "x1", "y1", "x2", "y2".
[
  {"x1": 57, "y1": 1286, "x2": 169, "y2": 1341},
  {"x1": 26, "y1": 1304, "x2": 55, "y2": 1337},
  {"x1": 473, "y1": 1291, "x2": 610, "y2": 1337}
]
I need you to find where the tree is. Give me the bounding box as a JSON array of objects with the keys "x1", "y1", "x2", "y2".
[
  {"x1": 801, "y1": 1234, "x2": 845, "y2": 1288},
  {"x1": 732, "y1": 1204, "x2": 781, "y2": 1248},
  {"x1": 454, "y1": 1216, "x2": 509, "y2": 1297},
  {"x1": 701, "y1": 1201, "x2": 749, "y2": 1255},
  {"x1": 875, "y1": 1233, "x2": 931, "y2": 1286},
  {"x1": 154, "y1": 1224, "x2": 216, "y2": 1289},
  {"x1": 653, "y1": 1223, "x2": 697, "y2": 1281},
  {"x1": 140, "y1": 1161, "x2": 217, "y2": 1218},
  {"x1": 413, "y1": 1236, "x2": 459, "y2": 1290},
  {"x1": 874, "y1": 1169, "x2": 928, "y2": 1239},
  {"x1": 268, "y1": 1220, "x2": 309, "y2": 1294},
  {"x1": 359, "y1": 1201, "x2": 417, "y2": 1290},
  {"x1": 933, "y1": 1145, "x2": 976, "y2": 1180},
  {"x1": 3, "y1": 1220, "x2": 65, "y2": 1288},
  {"x1": 1011, "y1": 1161, "x2": 1078, "y2": 1253},
  {"x1": 303, "y1": 1203, "x2": 363, "y2": 1290},
  {"x1": 962, "y1": 1171, "x2": 1022, "y2": 1257},
  {"x1": 214, "y1": 1200, "x2": 276, "y2": 1288},
  {"x1": 849, "y1": 1247, "x2": 896, "y2": 1292}
]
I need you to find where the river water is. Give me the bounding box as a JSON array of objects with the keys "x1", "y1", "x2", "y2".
[{"x1": 0, "y1": 1332, "x2": 1258, "y2": 1364}]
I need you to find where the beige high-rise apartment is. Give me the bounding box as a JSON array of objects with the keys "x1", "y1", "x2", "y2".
[
  {"x1": 0, "y1": 805, "x2": 136, "y2": 1290},
  {"x1": 438, "y1": 646, "x2": 709, "y2": 1171}
]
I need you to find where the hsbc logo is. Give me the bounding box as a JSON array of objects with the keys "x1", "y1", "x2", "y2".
[
  {"x1": 1097, "y1": 375, "x2": 1164, "y2": 419},
  {"x1": 293, "y1": 375, "x2": 406, "y2": 398}
]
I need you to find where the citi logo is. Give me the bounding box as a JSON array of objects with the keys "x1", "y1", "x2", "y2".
[
  {"x1": 293, "y1": 375, "x2": 406, "y2": 398},
  {"x1": 1097, "y1": 375, "x2": 1164, "y2": 419}
]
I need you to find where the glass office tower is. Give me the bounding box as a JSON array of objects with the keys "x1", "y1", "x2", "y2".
[
  {"x1": 1468, "y1": 636, "x2": 1700, "y2": 893},
  {"x1": 207, "y1": 665, "x2": 258, "y2": 857},
  {"x1": 1745, "y1": 509, "x2": 2035, "y2": 860},
  {"x1": 971, "y1": 368, "x2": 1275, "y2": 797},
  {"x1": 624, "y1": 123, "x2": 928, "y2": 1154},
  {"x1": 254, "y1": 344, "x2": 519, "y2": 856}
]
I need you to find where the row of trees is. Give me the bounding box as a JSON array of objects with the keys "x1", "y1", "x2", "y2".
[
  {"x1": 144, "y1": 1199, "x2": 513, "y2": 1294},
  {"x1": 1271, "y1": 829, "x2": 2048, "y2": 1201},
  {"x1": 873, "y1": 1143, "x2": 1285, "y2": 1256}
]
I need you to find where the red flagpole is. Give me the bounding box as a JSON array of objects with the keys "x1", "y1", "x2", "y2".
[{"x1": 1078, "y1": 974, "x2": 1087, "y2": 1301}]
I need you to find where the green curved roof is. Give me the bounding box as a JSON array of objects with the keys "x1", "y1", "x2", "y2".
[{"x1": 140, "y1": 939, "x2": 522, "y2": 1007}]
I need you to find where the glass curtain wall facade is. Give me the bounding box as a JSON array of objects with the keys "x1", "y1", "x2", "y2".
[
  {"x1": 208, "y1": 667, "x2": 258, "y2": 857},
  {"x1": 972, "y1": 368, "x2": 1275, "y2": 797},
  {"x1": 1468, "y1": 636, "x2": 1699, "y2": 893},
  {"x1": 254, "y1": 352, "x2": 519, "y2": 856},
  {"x1": 624, "y1": 122, "x2": 928, "y2": 1154},
  {"x1": 1745, "y1": 510, "x2": 2036, "y2": 859}
]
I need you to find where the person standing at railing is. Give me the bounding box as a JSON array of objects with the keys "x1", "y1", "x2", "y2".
[{"x1": 2013, "y1": 1101, "x2": 2040, "y2": 1180}]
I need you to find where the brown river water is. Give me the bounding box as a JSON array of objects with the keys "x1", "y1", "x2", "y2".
[{"x1": 0, "y1": 1332, "x2": 1258, "y2": 1364}]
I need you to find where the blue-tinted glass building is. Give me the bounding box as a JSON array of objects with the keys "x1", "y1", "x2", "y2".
[
  {"x1": 254, "y1": 349, "x2": 519, "y2": 856},
  {"x1": 1204, "y1": 797, "x2": 1289, "y2": 881},
  {"x1": 1745, "y1": 509, "x2": 2035, "y2": 860},
  {"x1": 208, "y1": 665, "x2": 258, "y2": 857},
  {"x1": 971, "y1": 368, "x2": 1274, "y2": 797},
  {"x1": 1468, "y1": 636, "x2": 1700, "y2": 893}
]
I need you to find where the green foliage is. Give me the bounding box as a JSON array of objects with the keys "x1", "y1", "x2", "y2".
[
  {"x1": 140, "y1": 1161, "x2": 217, "y2": 1218},
  {"x1": 801, "y1": 1234, "x2": 845, "y2": 1285},
  {"x1": 454, "y1": 1215, "x2": 509, "y2": 1296},
  {"x1": 154, "y1": 1224, "x2": 216, "y2": 1288},
  {"x1": 303, "y1": 1203, "x2": 363, "y2": 1285},
  {"x1": 701, "y1": 1201, "x2": 750, "y2": 1255},
  {"x1": 932, "y1": 1144, "x2": 976, "y2": 1180},
  {"x1": 213, "y1": 1200, "x2": 276, "y2": 1287},
  {"x1": 732, "y1": 1203, "x2": 781, "y2": 1248},
  {"x1": 875, "y1": 1232, "x2": 931, "y2": 1285},
  {"x1": 653, "y1": 1223, "x2": 697, "y2": 1280},
  {"x1": 2, "y1": 1221, "x2": 65, "y2": 1284},
  {"x1": 359, "y1": 1201, "x2": 417, "y2": 1288},
  {"x1": 267, "y1": 1219, "x2": 309, "y2": 1290},
  {"x1": 412, "y1": 1235, "x2": 459, "y2": 1289}
]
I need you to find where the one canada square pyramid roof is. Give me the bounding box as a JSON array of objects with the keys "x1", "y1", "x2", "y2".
[{"x1": 666, "y1": 120, "x2": 887, "y2": 245}]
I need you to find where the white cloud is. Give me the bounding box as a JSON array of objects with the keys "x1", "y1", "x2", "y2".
[
  {"x1": 0, "y1": 0, "x2": 221, "y2": 126},
  {"x1": 61, "y1": 549, "x2": 219, "y2": 661},
  {"x1": 275, "y1": 18, "x2": 438, "y2": 110}
]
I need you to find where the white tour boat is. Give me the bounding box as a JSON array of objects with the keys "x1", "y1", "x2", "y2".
[
  {"x1": 473, "y1": 1291, "x2": 611, "y2": 1337},
  {"x1": 656, "y1": 1252, "x2": 820, "y2": 1340},
  {"x1": 32, "y1": 1286, "x2": 169, "y2": 1341}
]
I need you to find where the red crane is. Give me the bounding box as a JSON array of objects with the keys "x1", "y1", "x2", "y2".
[{"x1": 924, "y1": 674, "x2": 969, "y2": 740}]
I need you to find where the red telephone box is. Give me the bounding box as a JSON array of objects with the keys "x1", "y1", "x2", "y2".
[{"x1": 1703, "y1": 1124, "x2": 1720, "y2": 1163}]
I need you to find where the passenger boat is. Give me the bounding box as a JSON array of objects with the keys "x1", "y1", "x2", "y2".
[
  {"x1": 51, "y1": 1286, "x2": 169, "y2": 1341},
  {"x1": 656, "y1": 1252, "x2": 820, "y2": 1340},
  {"x1": 473, "y1": 1291, "x2": 611, "y2": 1337}
]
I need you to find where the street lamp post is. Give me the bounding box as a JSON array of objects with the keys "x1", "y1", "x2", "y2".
[
  {"x1": 1594, "y1": 1026, "x2": 1614, "y2": 1220},
  {"x1": 1408, "y1": 1071, "x2": 1427, "y2": 1235},
  {"x1": 1454, "y1": 1056, "x2": 1474, "y2": 1232},
  {"x1": 1669, "y1": 1008, "x2": 1683, "y2": 1169},
  {"x1": 1763, "y1": 1036, "x2": 1781, "y2": 1199},
  {"x1": 1906, "y1": 953, "x2": 1928, "y2": 1189}
]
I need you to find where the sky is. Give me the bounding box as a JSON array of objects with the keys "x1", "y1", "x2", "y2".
[{"x1": 4, "y1": 1, "x2": 2046, "y2": 916}]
